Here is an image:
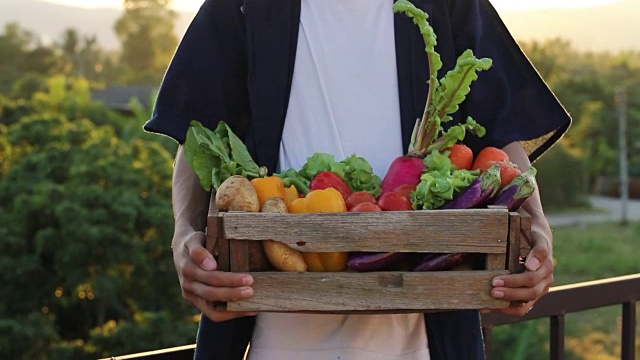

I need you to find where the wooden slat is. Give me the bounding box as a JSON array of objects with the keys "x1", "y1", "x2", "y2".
[
  {"x1": 225, "y1": 270, "x2": 510, "y2": 312},
  {"x1": 216, "y1": 219, "x2": 229, "y2": 272},
  {"x1": 518, "y1": 209, "x2": 532, "y2": 258},
  {"x1": 221, "y1": 209, "x2": 509, "y2": 254},
  {"x1": 508, "y1": 212, "x2": 524, "y2": 273},
  {"x1": 230, "y1": 240, "x2": 250, "y2": 272},
  {"x1": 485, "y1": 254, "x2": 506, "y2": 271}
]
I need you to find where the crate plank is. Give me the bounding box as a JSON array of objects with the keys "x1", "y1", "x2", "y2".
[
  {"x1": 518, "y1": 209, "x2": 532, "y2": 258},
  {"x1": 221, "y1": 209, "x2": 509, "y2": 254},
  {"x1": 508, "y1": 212, "x2": 524, "y2": 273},
  {"x1": 225, "y1": 271, "x2": 510, "y2": 312},
  {"x1": 485, "y1": 254, "x2": 505, "y2": 271}
]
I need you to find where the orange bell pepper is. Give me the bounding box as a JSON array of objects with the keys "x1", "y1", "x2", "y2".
[
  {"x1": 289, "y1": 188, "x2": 348, "y2": 272},
  {"x1": 250, "y1": 176, "x2": 286, "y2": 207}
]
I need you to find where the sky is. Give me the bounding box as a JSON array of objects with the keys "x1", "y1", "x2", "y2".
[{"x1": 42, "y1": 0, "x2": 623, "y2": 12}]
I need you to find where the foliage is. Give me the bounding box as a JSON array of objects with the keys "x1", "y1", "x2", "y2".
[
  {"x1": 114, "y1": 0, "x2": 178, "y2": 84},
  {"x1": 534, "y1": 140, "x2": 589, "y2": 209},
  {"x1": 521, "y1": 40, "x2": 640, "y2": 188},
  {"x1": 0, "y1": 77, "x2": 194, "y2": 359},
  {"x1": 490, "y1": 221, "x2": 640, "y2": 359}
]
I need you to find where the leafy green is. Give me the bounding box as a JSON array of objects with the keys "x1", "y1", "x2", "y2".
[
  {"x1": 393, "y1": 0, "x2": 492, "y2": 157},
  {"x1": 411, "y1": 151, "x2": 478, "y2": 210},
  {"x1": 276, "y1": 152, "x2": 382, "y2": 197},
  {"x1": 341, "y1": 154, "x2": 383, "y2": 197},
  {"x1": 183, "y1": 120, "x2": 261, "y2": 191},
  {"x1": 427, "y1": 117, "x2": 487, "y2": 153}
]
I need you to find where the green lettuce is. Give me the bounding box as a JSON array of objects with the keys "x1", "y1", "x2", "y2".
[
  {"x1": 183, "y1": 120, "x2": 262, "y2": 191},
  {"x1": 411, "y1": 151, "x2": 478, "y2": 210},
  {"x1": 276, "y1": 153, "x2": 382, "y2": 197}
]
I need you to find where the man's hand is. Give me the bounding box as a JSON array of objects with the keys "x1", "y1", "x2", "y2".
[
  {"x1": 174, "y1": 231, "x2": 257, "y2": 322},
  {"x1": 485, "y1": 141, "x2": 555, "y2": 316},
  {"x1": 486, "y1": 230, "x2": 554, "y2": 316}
]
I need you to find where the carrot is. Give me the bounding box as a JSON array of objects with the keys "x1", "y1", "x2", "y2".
[
  {"x1": 472, "y1": 147, "x2": 509, "y2": 173},
  {"x1": 446, "y1": 144, "x2": 474, "y2": 171}
]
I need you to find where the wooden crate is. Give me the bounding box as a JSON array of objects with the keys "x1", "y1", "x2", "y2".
[{"x1": 206, "y1": 199, "x2": 529, "y2": 314}]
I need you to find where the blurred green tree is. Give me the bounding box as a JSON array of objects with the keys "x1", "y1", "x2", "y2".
[
  {"x1": 0, "y1": 77, "x2": 193, "y2": 360},
  {"x1": 114, "y1": 0, "x2": 178, "y2": 85}
]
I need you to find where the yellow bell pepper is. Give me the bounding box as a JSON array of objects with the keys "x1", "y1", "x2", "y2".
[
  {"x1": 284, "y1": 185, "x2": 299, "y2": 207},
  {"x1": 289, "y1": 188, "x2": 348, "y2": 272},
  {"x1": 250, "y1": 176, "x2": 286, "y2": 207}
]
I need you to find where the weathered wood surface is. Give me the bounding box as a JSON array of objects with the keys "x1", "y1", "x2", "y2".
[
  {"x1": 518, "y1": 209, "x2": 532, "y2": 258},
  {"x1": 220, "y1": 209, "x2": 509, "y2": 254},
  {"x1": 223, "y1": 270, "x2": 510, "y2": 312},
  {"x1": 508, "y1": 212, "x2": 524, "y2": 273}
]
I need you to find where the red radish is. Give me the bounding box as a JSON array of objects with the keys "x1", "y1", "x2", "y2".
[
  {"x1": 346, "y1": 191, "x2": 377, "y2": 211},
  {"x1": 350, "y1": 202, "x2": 382, "y2": 212},
  {"x1": 380, "y1": 156, "x2": 426, "y2": 195},
  {"x1": 377, "y1": 191, "x2": 413, "y2": 211},
  {"x1": 393, "y1": 184, "x2": 417, "y2": 198}
]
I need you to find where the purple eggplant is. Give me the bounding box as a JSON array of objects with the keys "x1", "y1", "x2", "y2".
[
  {"x1": 441, "y1": 164, "x2": 502, "y2": 210},
  {"x1": 348, "y1": 252, "x2": 414, "y2": 272},
  {"x1": 490, "y1": 167, "x2": 537, "y2": 211},
  {"x1": 413, "y1": 253, "x2": 470, "y2": 272}
]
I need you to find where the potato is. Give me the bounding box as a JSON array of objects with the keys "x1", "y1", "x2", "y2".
[
  {"x1": 261, "y1": 197, "x2": 307, "y2": 272},
  {"x1": 215, "y1": 175, "x2": 260, "y2": 212}
]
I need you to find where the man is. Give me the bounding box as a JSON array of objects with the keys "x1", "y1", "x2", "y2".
[{"x1": 145, "y1": 0, "x2": 571, "y2": 358}]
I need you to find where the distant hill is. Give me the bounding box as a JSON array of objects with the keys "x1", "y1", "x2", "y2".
[{"x1": 1, "y1": 0, "x2": 639, "y2": 52}]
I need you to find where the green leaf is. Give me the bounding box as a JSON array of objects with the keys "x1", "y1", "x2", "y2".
[
  {"x1": 412, "y1": 151, "x2": 478, "y2": 210},
  {"x1": 183, "y1": 120, "x2": 261, "y2": 191},
  {"x1": 432, "y1": 50, "x2": 493, "y2": 121}
]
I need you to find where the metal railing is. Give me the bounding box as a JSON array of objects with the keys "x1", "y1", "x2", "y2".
[
  {"x1": 103, "y1": 274, "x2": 640, "y2": 360},
  {"x1": 482, "y1": 273, "x2": 640, "y2": 360}
]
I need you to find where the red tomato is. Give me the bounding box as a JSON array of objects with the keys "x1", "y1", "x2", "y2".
[
  {"x1": 446, "y1": 144, "x2": 474, "y2": 171},
  {"x1": 472, "y1": 147, "x2": 510, "y2": 173},
  {"x1": 392, "y1": 184, "x2": 417, "y2": 198},
  {"x1": 350, "y1": 202, "x2": 382, "y2": 212},
  {"x1": 345, "y1": 191, "x2": 377, "y2": 210},
  {"x1": 377, "y1": 191, "x2": 413, "y2": 211},
  {"x1": 494, "y1": 162, "x2": 522, "y2": 188}
]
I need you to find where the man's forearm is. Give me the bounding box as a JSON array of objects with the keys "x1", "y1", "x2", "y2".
[{"x1": 172, "y1": 145, "x2": 212, "y2": 246}]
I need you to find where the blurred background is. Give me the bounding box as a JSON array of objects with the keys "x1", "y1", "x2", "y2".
[{"x1": 0, "y1": 0, "x2": 638, "y2": 359}]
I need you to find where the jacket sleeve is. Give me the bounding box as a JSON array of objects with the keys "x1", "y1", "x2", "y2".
[
  {"x1": 143, "y1": 0, "x2": 250, "y2": 144},
  {"x1": 449, "y1": 0, "x2": 571, "y2": 162}
]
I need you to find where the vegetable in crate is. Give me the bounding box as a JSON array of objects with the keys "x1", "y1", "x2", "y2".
[
  {"x1": 215, "y1": 175, "x2": 261, "y2": 212},
  {"x1": 184, "y1": 120, "x2": 263, "y2": 191},
  {"x1": 309, "y1": 171, "x2": 352, "y2": 201},
  {"x1": 490, "y1": 166, "x2": 538, "y2": 211},
  {"x1": 412, "y1": 151, "x2": 479, "y2": 210},
  {"x1": 440, "y1": 163, "x2": 502, "y2": 210},
  {"x1": 380, "y1": 0, "x2": 492, "y2": 194},
  {"x1": 289, "y1": 188, "x2": 349, "y2": 272},
  {"x1": 261, "y1": 197, "x2": 307, "y2": 272},
  {"x1": 413, "y1": 253, "x2": 471, "y2": 272},
  {"x1": 276, "y1": 153, "x2": 382, "y2": 198}
]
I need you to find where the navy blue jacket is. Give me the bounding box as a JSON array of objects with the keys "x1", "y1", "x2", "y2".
[{"x1": 145, "y1": 0, "x2": 571, "y2": 359}]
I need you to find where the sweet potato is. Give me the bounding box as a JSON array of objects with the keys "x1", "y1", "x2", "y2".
[
  {"x1": 261, "y1": 197, "x2": 307, "y2": 272},
  {"x1": 215, "y1": 175, "x2": 260, "y2": 212}
]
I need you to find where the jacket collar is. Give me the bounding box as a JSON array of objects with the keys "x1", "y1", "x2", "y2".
[{"x1": 244, "y1": 0, "x2": 428, "y2": 172}]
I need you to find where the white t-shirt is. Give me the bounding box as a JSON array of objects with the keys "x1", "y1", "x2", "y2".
[{"x1": 248, "y1": 1, "x2": 430, "y2": 359}]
